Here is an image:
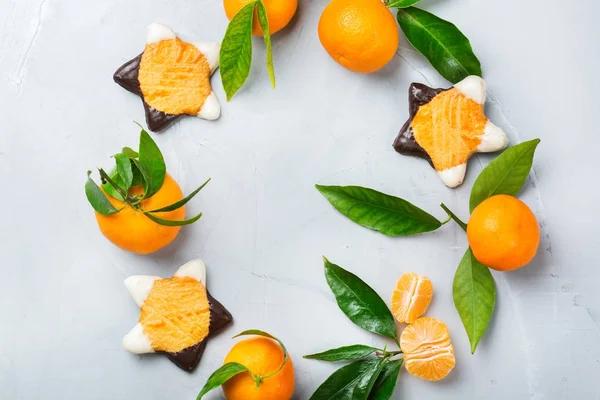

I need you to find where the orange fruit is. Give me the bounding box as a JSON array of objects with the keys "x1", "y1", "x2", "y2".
[
  {"x1": 222, "y1": 337, "x2": 294, "y2": 400},
  {"x1": 467, "y1": 194, "x2": 540, "y2": 271},
  {"x1": 95, "y1": 174, "x2": 185, "y2": 254},
  {"x1": 224, "y1": 0, "x2": 298, "y2": 36},
  {"x1": 318, "y1": 0, "x2": 399, "y2": 73},
  {"x1": 391, "y1": 272, "x2": 433, "y2": 324},
  {"x1": 400, "y1": 317, "x2": 455, "y2": 382}
]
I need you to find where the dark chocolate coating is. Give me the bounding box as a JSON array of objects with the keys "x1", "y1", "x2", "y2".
[
  {"x1": 392, "y1": 83, "x2": 449, "y2": 169},
  {"x1": 113, "y1": 54, "x2": 181, "y2": 132},
  {"x1": 162, "y1": 291, "x2": 233, "y2": 372}
]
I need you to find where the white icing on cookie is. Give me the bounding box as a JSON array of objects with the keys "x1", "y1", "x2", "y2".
[
  {"x1": 192, "y1": 41, "x2": 220, "y2": 73},
  {"x1": 438, "y1": 163, "x2": 467, "y2": 188},
  {"x1": 146, "y1": 23, "x2": 176, "y2": 44},
  {"x1": 123, "y1": 323, "x2": 154, "y2": 354},
  {"x1": 197, "y1": 92, "x2": 221, "y2": 120},
  {"x1": 124, "y1": 276, "x2": 160, "y2": 307},
  {"x1": 478, "y1": 121, "x2": 509, "y2": 152},
  {"x1": 174, "y1": 259, "x2": 207, "y2": 285},
  {"x1": 454, "y1": 75, "x2": 486, "y2": 105}
]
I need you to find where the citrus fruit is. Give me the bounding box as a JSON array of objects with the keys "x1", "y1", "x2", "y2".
[
  {"x1": 318, "y1": 0, "x2": 399, "y2": 73},
  {"x1": 95, "y1": 174, "x2": 185, "y2": 254},
  {"x1": 400, "y1": 317, "x2": 455, "y2": 382},
  {"x1": 222, "y1": 337, "x2": 294, "y2": 400},
  {"x1": 391, "y1": 272, "x2": 433, "y2": 324},
  {"x1": 224, "y1": 0, "x2": 298, "y2": 36},
  {"x1": 467, "y1": 194, "x2": 540, "y2": 271}
]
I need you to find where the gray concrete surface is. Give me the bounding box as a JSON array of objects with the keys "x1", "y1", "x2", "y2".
[{"x1": 1, "y1": 0, "x2": 599, "y2": 398}]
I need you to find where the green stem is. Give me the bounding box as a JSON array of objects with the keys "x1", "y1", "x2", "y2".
[{"x1": 440, "y1": 203, "x2": 467, "y2": 232}]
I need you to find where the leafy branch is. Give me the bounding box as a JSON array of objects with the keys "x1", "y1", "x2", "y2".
[{"x1": 84, "y1": 126, "x2": 210, "y2": 227}]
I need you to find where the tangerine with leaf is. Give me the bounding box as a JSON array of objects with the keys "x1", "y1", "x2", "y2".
[{"x1": 84, "y1": 127, "x2": 210, "y2": 254}]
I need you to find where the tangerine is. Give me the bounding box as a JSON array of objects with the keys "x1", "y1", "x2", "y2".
[
  {"x1": 224, "y1": 0, "x2": 298, "y2": 36},
  {"x1": 391, "y1": 272, "x2": 433, "y2": 324},
  {"x1": 222, "y1": 337, "x2": 294, "y2": 400},
  {"x1": 400, "y1": 317, "x2": 455, "y2": 382},
  {"x1": 318, "y1": 0, "x2": 399, "y2": 73},
  {"x1": 95, "y1": 174, "x2": 185, "y2": 254},
  {"x1": 467, "y1": 194, "x2": 540, "y2": 271}
]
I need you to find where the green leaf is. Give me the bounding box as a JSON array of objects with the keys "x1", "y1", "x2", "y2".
[
  {"x1": 324, "y1": 257, "x2": 398, "y2": 341},
  {"x1": 196, "y1": 362, "x2": 250, "y2": 400},
  {"x1": 368, "y1": 359, "x2": 403, "y2": 400},
  {"x1": 304, "y1": 345, "x2": 379, "y2": 362},
  {"x1": 453, "y1": 248, "x2": 496, "y2": 353},
  {"x1": 256, "y1": 0, "x2": 275, "y2": 88},
  {"x1": 309, "y1": 358, "x2": 384, "y2": 400},
  {"x1": 142, "y1": 211, "x2": 203, "y2": 226},
  {"x1": 102, "y1": 172, "x2": 126, "y2": 201},
  {"x1": 137, "y1": 129, "x2": 166, "y2": 199},
  {"x1": 98, "y1": 168, "x2": 128, "y2": 201},
  {"x1": 85, "y1": 172, "x2": 120, "y2": 216},
  {"x1": 121, "y1": 146, "x2": 139, "y2": 158},
  {"x1": 220, "y1": 1, "x2": 255, "y2": 100},
  {"x1": 233, "y1": 330, "x2": 288, "y2": 380},
  {"x1": 147, "y1": 178, "x2": 211, "y2": 213},
  {"x1": 397, "y1": 7, "x2": 481, "y2": 84},
  {"x1": 114, "y1": 154, "x2": 133, "y2": 190},
  {"x1": 315, "y1": 185, "x2": 441, "y2": 236},
  {"x1": 387, "y1": 0, "x2": 421, "y2": 8},
  {"x1": 469, "y1": 139, "x2": 540, "y2": 212}
]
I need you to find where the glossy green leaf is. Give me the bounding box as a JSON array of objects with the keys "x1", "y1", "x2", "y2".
[
  {"x1": 137, "y1": 129, "x2": 166, "y2": 199},
  {"x1": 102, "y1": 172, "x2": 126, "y2": 201},
  {"x1": 309, "y1": 358, "x2": 384, "y2": 400},
  {"x1": 98, "y1": 168, "x2": 128, "y2": 200},
  {"x1": 114, "y1": 154, "x2": 133, "y2": 190},
  {"x1": 220, "y1": 1, "x2": 255, "y2": 100},
  {"x1": 397, "y1": 7, "x2": 481, "y2": 83},
  {"x1": 121, "y1": 146, "x2": 139, "y2": 158},
  {"x1": 256, "y1": 0, "x2": 276, "y2": 88},
  {"x1": 147, "y1": 178, "x2": 211, "y2": 213},
  {"x1": 324, "y1": 257, "x2": 398, "y2": 341},
  {"x1": 196, "y1": 362, "x2": 250, "y2": 399},
  {"x1": 453, "y1": 248, "x2": 496, "y2": 353},
  {"x1": 304, "y1": 345, "x2": 379, "y2": 362},
  {"x1": 387, "y1": 0, "x2": 421, "y2": 8},
  {"x1": 469, "y1": 139, "x2": 540, "y2": 212},
  {"x1": 142, "y1": 211, "x2": 202, "y2": 226},
  {"x1": 368, "y1": 359, "x2": 403, "y2": 400},
  {"x1": 315, "y1": 185, "x2": 441, "y2": 236},
  {"x1": 233, "y1": 330, "x2": 288, "y2": 380},
  {"x1": 85, "y1": 172, "x2": 120, "y2": 215}
]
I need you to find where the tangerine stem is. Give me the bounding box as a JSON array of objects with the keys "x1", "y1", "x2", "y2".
[{"x1": 440, "y1": 203, "x2": 467, "y2": 232}]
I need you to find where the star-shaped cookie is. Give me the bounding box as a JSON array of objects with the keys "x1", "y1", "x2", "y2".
[
  {"x1": 393, "y1": 76, "x2": 509, "y2": 188},
  {"x1": 114, "y1": 23, "x2": 220, "y2": 132},
  {"x1": 123, "y1": 260, "x2": 233, "y2": 372}
]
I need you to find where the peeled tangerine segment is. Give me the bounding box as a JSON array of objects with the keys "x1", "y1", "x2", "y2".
[
  {"x1": 391, "y1": 272, "x2": 433, "y2": 323},
  {"x1": 400, "y1": 317, "x2": 455, "y2": 382}
]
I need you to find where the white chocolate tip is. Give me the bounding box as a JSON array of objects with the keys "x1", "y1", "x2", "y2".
[
  {"x1": 478, "y1": 121, "x2": 509, "y2": 152},
  {"x1": 123, "y1": 323, "x2": 154, "y2": 354},
  {"x1": 125, "y1": 276, "x2": 160, "y2": 307},
  {"x1": 174, "y1": 259, "x2": 207, "y2": 285},
  {"x1": 192, "y1": 41, "x2": 220, "y2": 73},
  {"x1": 197, "y1": 92, "x2": 220, "y2": 120},
  {"x1": 438, "y1": 163, "x2": 467, "y2": 188},
  {"x1": 454, "y1": 76, "x2": 486, "y2": 104},
  {"x1": 146, "y1": 23, "x2": 176, "y2": 44}
]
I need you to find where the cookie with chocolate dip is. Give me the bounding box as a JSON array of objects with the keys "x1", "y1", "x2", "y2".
[
  {"x1": 123, "y1": 260, "x2": 232, "y2": 372},
  {"x1": 114, "y1": 23, "x2": 220, "y2": 132},
  {"x1": 393, "y1": 76, "x2": 509, "y2": 188}
]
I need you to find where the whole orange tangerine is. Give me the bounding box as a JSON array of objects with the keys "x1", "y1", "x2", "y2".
[
  {"x1": 222, "y1": 337, "x2": 294, "y2": 400},
  {"x1": 95, "y1": 174, "x2": 185, "y2": 254},
  {"x1": 318, "y1": 0, "x2": 399, "y2": 73},
  {"x1": 224, "y1": 0, "x2": 298, "y2": 36},
  {"x1": 467, "y1": 194, "x2": 540, "y2": 271}
]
